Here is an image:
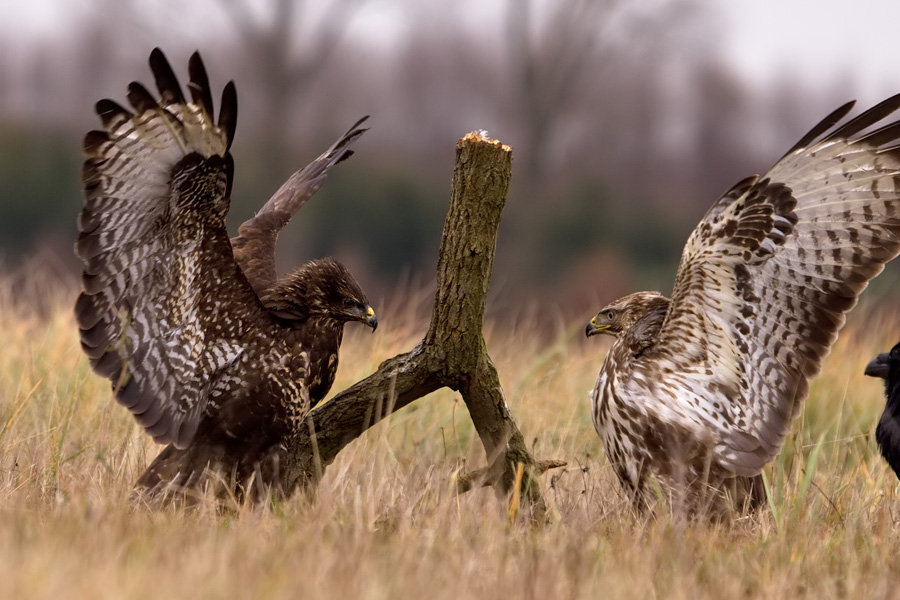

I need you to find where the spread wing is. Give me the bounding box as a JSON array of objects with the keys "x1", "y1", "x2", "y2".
[
  {"x1": 230, "y1": 117, "x2": 368, "y2": 296},
  {"x1": 644, "y1": 95, "x2": 900, "y2": 476},
  {"x1": 75, "y1": 48, "x2": 280, "y2": 449}
]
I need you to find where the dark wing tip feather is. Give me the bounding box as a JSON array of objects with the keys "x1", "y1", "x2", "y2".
[
  {"x1": 116, "y1": 378, "x2": 146, "y2": 410},
  {"x1": 233, "y1": 114, "x2": 370, "y2": 259},
  {"x1": 145, "y1": 417, "x2": 173, "y2": 440},
  {"x1": 79, "y1": 339, "x2": 107, "y2": 360},
  {"x1": 149, "y1": 47, "x2": 186, "y2": 105},
  {"x1": 83, "y1": 130, "x2": 109, "y2": 156},
  {"x1": 74, "y1": 292, "x2": 102, "y2": 328},
  {"x1": 218, "y1": 80, "x2": 237, "y2": 149},
  {"x1": 335, "y1": 150, "x2": 354, "y2": 165},
  {"x1": 823, "y1": 92, "x2": 900, "y2": 145},
  {"x1": 77, "y1": 207, "x2": 101, "y2": 236},
  {"x1": 347, "y1": 115, "x2": 370, "y2": 132},
  {"x1": 127, "y1": 81, "x2": 159, "y2": 114},
  {"x1": 854, "y1": 120, "x2": 900, "y2": 150},
  {"x1": 130, "y1": 389, "x2": 166, "y2": 429},
  {"x1": 187, "y1": 51, "x2": 215, "y2": 121},
  {"x1": 81, "y1": 157, "x2": 101, "y2": 184},
  {"x1": 75, "y1": 226, "x2": 105, "y2": 260},
  {"x1": 339, "y1": 115, "x2": 370, "y2": 146},
  {"x1": 778, "y1": 100, "x2": 856, "y2": 160},
  {"x1": 325, "y1": 116, "x2": 370, "y2": 166},
  {"x1": 95, "y1": 99, "x2": 133, "y2": 129},
  {"x1": 90, "y1": 350, "x2": 123, "y2": 380},
  {"x1": 80, "y1": 317, "x2": 112, "y2": 350}
]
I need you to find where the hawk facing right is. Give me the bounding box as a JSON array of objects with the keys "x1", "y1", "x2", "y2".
[
  {"x1": 585, "y1": 96, "x2": 900, "y2": 514},
  {"x1": 75, "y1": 48, "x2": 376, "y2": 501}
]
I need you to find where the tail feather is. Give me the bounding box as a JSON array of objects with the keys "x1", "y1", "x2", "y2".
[
  {"x1": 133, "y1": 443, "x2": 220, "y2": 501},
  {"x1": 132, "y1": 440, "x2": 287, "y2": 504}
]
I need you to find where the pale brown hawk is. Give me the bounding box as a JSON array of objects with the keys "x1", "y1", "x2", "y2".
[
  {"x1": 585, "y1": 97, "x2": 900, "y2": 513},
  {"x1": 75, "y1": 48, "x2": 376, "y2": 501}
]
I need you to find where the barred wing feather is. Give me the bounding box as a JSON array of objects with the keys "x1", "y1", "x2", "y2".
[
  {"x1": 646, "y1": 95, "x2": 900, "y2": 476},
  {"x1": 231, "y1": 117, "x2": 369, "y2": 295},
  {"x1": 75, "y1": 48, "x2": 282, "y2": 449}
]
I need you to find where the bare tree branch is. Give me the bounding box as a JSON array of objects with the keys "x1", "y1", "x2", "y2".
[{"x1": 456, "y1": 460, "x2": 568, "y2": 494}]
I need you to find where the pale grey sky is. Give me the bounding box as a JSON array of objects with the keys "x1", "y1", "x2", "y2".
[
  {"x1": 3, "y1": 0, "x2": 900, "y2": 103},
  {"x1": 714, "y1": 0, "x2": 900, "y2": 102}
]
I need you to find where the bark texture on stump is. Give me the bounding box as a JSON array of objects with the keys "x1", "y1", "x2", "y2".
[{"x1": 281, "y1": 132, "x2": 555, "y2": 515}]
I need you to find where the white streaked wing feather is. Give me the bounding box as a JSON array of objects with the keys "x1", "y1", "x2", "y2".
[{"x1": 625, "y1": 97, "x2": 900, "y2": 478}]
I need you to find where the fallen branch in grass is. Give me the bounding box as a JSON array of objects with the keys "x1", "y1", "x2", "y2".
[{"x1": 456, "y1": 459, "x2": 568, "y2": 494}]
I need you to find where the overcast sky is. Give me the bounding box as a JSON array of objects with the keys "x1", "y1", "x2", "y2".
[
  {"x1": 716, "y1": 0, "x2": 900, "y2": 102},
  {"x1": 3, "y1": 0, "x2": 900, "y2": 105}
]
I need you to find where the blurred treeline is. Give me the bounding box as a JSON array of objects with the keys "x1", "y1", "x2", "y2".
[{"x1": 0, "y1": 0, "x2": 894, "y2": 311}]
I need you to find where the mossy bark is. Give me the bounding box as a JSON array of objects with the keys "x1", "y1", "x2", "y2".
[{"x1": 281, "y1": 133, "x2": 551, "y2": 516}]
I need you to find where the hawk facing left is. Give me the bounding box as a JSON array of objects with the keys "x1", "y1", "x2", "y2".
[
  {"x1": 75, "y1": 48, "x2": 376, "y2": 501},
  {"x1": 585, "y1": 96, "x2": 900, "y2": 514}
]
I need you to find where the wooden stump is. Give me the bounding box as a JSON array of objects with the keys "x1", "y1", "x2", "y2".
[{"x1": 281, "y1": 132, "x2": 560, "y2": 518}]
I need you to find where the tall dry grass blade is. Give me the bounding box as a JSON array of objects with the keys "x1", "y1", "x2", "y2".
[
  {"x1": 794, "y1": 431, "x2": 827, "y2": 514},
  {"x1": 0, "y1": 377, "x2": 42, "y2": 444},
  {"x1": 51, "y1": 386, "x2": 79, "y2": 481},
  {"x1": 508, "y1": 461, "x2": 525, "y2": 525},
  {"x1": 762, "y1": 470, "x2": 780, "y2": 531}
]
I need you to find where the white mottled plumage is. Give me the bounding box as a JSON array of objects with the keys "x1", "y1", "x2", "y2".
[
  {"x1": 586, "y1": 96, "x2": 900, "y2": 512},
  {"x1": 77, "y1": 49, "x2": 293, "y2": 451}
]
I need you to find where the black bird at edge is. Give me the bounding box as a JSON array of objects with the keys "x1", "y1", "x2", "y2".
[{"x1": 865, "y1": 342, "x2": 900, "y2": 481}]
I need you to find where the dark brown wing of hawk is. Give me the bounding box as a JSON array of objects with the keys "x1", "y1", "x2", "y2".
[
  {"x1": 592, "y1": 95, "x2": 900, "y2": 503},
  {"x1": 230, "y1": 117, "x2": 368, "y2": 297},
  {"x1": 75, "y1": 48, "x2": 308, "y2": 452}
]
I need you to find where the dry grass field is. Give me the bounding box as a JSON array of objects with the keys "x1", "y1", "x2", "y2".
[{"x1": 2, "y1": 283, "x2": 900, "y2": 599}]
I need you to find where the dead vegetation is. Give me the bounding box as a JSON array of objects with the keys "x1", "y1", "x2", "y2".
[{"x1": 2, "y1": 280, "x2": 900, "y2": 598}]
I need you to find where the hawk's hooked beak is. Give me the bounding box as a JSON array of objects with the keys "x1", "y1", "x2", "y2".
[
  {"x1": 364, "y1": 306, "x2": 378, "y2": 332},
  {"x1": 585, "y1": 315, "x2": 611, "y2": 338},
  {"x1": 865, "y1": 353, "x2": 890, "y2": 379}
]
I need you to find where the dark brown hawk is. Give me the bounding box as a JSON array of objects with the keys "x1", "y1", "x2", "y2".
[
  {"x1": 75, "y1": 48, "x2": 376, "y2": 501},
  {"x1": 585, "y1": 96, "x2": 900, "y2": 514}
]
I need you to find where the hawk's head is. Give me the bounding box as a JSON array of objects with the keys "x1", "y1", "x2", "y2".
[
  {"x1": 265, "y1": 258, "x2": 377, "y2": 331},
  {"x1": 585, "y1": 291, "x2": 667, "y2": 338}
]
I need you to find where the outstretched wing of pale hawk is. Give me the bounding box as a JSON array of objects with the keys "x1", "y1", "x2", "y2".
[{"x1": 644, "y1": 96, "x2": 900, "y2": 476}]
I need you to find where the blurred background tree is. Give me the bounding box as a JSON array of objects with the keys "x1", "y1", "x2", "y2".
[{"x1": 0, "y1": 0, "x2": 898, "y2": 317}]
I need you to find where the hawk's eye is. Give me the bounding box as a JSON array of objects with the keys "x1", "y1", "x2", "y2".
[
  {"x1": 342, "y1": 297, "x2": 356, "y2": 309},
  {"x1": 607, "y1": 310, "x2": 615, "y2": 320}
]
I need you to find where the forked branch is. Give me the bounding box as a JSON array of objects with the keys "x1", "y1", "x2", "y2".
[{"x1": 281, "y1": 132, "x2": 563, "y2": 515}]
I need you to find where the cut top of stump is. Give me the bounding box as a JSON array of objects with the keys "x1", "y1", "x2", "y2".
[{"x1": 460, "y1": 130, "x2": 512, "y2": 153}]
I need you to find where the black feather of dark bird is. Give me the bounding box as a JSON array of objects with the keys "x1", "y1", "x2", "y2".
[{"x1": 865, "y1": 342, "x2": 900, "y2": 480}]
